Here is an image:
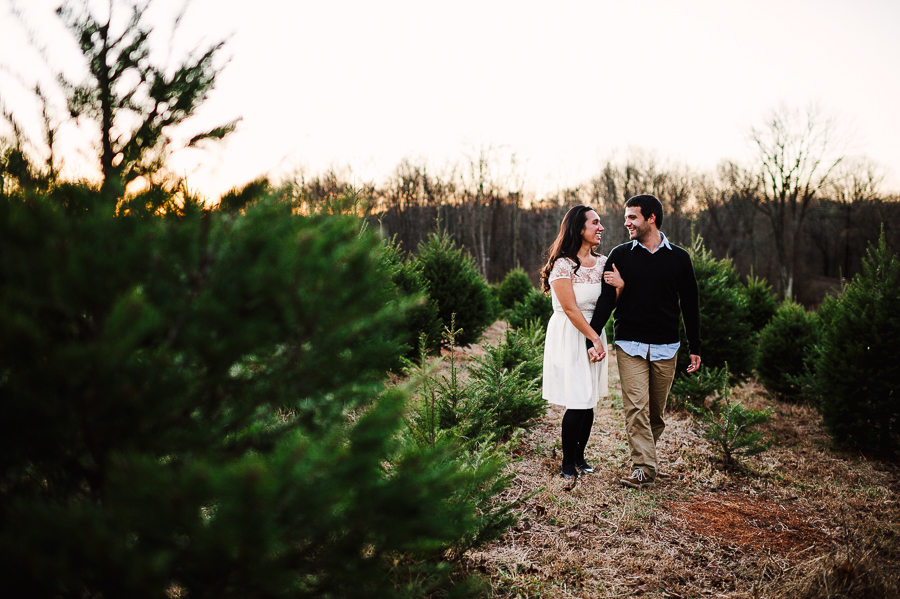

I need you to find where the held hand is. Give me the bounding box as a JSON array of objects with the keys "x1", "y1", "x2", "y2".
[
  {"x1": 603, "y1": 264, "x2": 624, "y2": 289},
  {"x1": 686, "y1": 354, "x2": 701, "y2": 373},
  {"x1": 589, "y1": 340, "x2": 607, "y2": 362}
]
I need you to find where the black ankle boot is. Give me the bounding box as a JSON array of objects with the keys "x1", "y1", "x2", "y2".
[{"x1": 561, "y1": 463, "x2": 580, "y2": 479}]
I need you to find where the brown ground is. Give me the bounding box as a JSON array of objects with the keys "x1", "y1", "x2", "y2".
[{"x1": 454, "y1": 323, "x2": 900, "y2": 599}]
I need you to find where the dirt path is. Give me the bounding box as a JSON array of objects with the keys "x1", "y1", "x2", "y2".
[{"x1": 457, "y1": 325, "x2": 900, "y2": 599}]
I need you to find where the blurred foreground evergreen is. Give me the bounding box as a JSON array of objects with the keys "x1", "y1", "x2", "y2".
[{"x1": 0, "y1": 186, "x2": 513, "y2": 598}]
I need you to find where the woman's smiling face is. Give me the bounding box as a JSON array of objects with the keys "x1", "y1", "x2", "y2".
[{"x1": 581, "y1": 210, "x2": 603, "y2": 247}]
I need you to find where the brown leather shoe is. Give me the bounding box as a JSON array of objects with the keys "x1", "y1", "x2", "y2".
[{"x1": 620, "y1": 469, "x2": 654, "y2": 489}]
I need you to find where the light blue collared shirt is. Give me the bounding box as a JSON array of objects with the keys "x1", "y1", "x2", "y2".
[
  {"x1": 615, "y1": 340, "x2": 680, "y2": 361},
  {"x1": 631, "y1": 231, "x2": 673, "y2": 254},
  {"x1": 616, "y1": 231, "x2": 679, "y2": 361}
]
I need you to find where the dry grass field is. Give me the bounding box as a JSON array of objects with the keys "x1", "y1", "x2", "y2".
[{"x1": 454, "y1": 323, "x2": 900, "y2": 599}]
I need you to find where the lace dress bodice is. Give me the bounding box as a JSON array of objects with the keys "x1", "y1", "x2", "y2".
[
  {"x1": 548, "y1": 256, "x2": 606, "y2": 285},
  {"x1": 548, "y1": 256, "x2": 607, "y2": 313}
]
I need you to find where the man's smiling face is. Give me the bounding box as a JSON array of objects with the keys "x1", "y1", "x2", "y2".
[{"x1": 624, "y1": 206, "x2": 655, "y2": 242}]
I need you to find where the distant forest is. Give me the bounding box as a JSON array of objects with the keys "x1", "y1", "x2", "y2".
[{"x1": 290, "y1": 148, "x2": 898, "y2": 307}]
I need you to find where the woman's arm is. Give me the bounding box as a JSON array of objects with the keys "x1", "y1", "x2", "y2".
[{"x1": 550, "y1": 277, "x2": 606, "y2": 358}]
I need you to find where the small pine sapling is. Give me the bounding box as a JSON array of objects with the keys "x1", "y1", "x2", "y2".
[
  {"x1": 464, "y1": 343, "x2": 546, "y2": 442},
  {"x1": 686, "y1": 368, "x2": 773, "y2": 470},
  {"x1": 493, "y1": 320, "x2": 545, "y2": 384},
  {"x1": 669, "y1": 365, "x2": 730, "y2": 412}
]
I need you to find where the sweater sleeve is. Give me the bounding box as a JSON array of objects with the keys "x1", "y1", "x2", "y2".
[
  {"x1": 678, "y1": 252, "x2": 702, "y2": 356},
  {"x1": 585, "y1": 251, "x2": 619, "y2": 349}
]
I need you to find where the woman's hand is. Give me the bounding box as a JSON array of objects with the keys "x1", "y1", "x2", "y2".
[
  {"x1": 549, "y1": 276, "x2": 607, "y2": 360},
  {"x1": 588, "y1": 340, "x2": 606, "y2": 362},
  {"x1": 603, "y1": 264, "x2": 623, "y2": 289}
]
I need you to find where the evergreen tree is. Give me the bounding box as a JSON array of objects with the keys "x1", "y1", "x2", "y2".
[
  {"x1": 407, "y1": 321, "x2": 545, "y2": 444},
  {"x1": 741, "y1": 273, "x2": 778, "y2": 335},
  {"x1": 688, "y1": 400, "x2": 773, "y2": 471},
  {"x1": 218, "y1": 176, "x2": 271, "y2": 213},
  {"x1": 497, "y1": 267, "x2": 534, "y2": 311},
  {"x1": 1, "y1": 86, "x2": 60, "y2": 191},
  {"x1": 679, "y1": 236, "x2": 754, "y2": 381},
  {"x1": 463, "y1": 330, "x2": 546, "y2": 441},
  {"x1": 56, "y1": 0, "x2": 238, "y2": 196},
  {"x1": 414, "y1": 230, "x2": 494, "y2": 347},
  {"x1": 755, "y1": 301, "x2": 821, "y2": 401},
  {"x1": 0, "y1": 187, "x2": 508, "y2": 598},
  {"x1": 493, "y1": 321, "x2": 545, "y2": 385},
  {"x1": 380, "y1": 238, "x2": 442, "y2": 360},
  {"x1": 507, "y1": 288, "x2": 553, "y2": 331},
  {"x1": 816, "y1": 231, "x2": 900, "y2": 455},
  {"x1": 669, "y1": 365, "x2": 730, "y2": 412}
]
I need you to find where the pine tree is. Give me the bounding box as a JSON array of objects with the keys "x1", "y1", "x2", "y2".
[
  {"x1": 755, "y1": 301, "x2": 821, "y2": 401},
  {"x1": 414, "y1": 230, "x2": 494, "y2": 347},
  {"x1": 741, "y1": 273, "x2": 778, "y2": 335},
  {"x1": 816, "y1": 231, "x2": 900, "y2": 455},
  {"x1": 669, "y1": 365, "x2": 730, "y2": 412},
  {"x1": 464, "y1": 335, "x2": 547, "y2": 441},
  {"x1": 380, "y1": 238, "x2": 442, "y2": 360},
  {"x1": 497, "y1": 267, "x2": 534, "y2": 311},
  {"x1": 0, "y1": 186, "x2": 508, "y2": 598},
  {"x1": 507, "y1": 288, "x2": 553, "y2": 330},
  {"x1": 56, "y1": 0, "x2": 238, "y2": 196}
]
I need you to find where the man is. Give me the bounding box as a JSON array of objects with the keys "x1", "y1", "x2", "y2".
[{"x1": 587, "y1": 194, "x2": 701, "y2": 489}]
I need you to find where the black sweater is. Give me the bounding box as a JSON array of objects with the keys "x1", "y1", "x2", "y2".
[{"x1": 588, "y1": 240, "x2": 702, "y2": 356}]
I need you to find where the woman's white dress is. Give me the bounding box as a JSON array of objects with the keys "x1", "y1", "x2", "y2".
[{"x1": 542, "y1": 256, "x2": 609, "y2": 409}]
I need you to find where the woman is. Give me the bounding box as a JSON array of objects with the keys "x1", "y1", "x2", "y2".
[{"x1": 540, "y1": 205, "x2": 622, "y2": 479}]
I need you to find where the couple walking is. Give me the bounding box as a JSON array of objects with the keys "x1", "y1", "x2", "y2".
[{"x1": 540, "y1": 194, "x2": 702, "y2": 489}]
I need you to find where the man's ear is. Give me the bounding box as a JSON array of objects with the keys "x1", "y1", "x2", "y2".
[{"x1": 647, "y1": 213, "x2": 656, "y2": 224}]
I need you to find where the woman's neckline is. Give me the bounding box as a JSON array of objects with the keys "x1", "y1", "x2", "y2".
[{"x1": 572, "y1": 255, "x2": 602, "y2": 268}]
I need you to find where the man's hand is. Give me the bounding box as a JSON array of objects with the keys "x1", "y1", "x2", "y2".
[{"x1": 686, "y1": 354, "x2": 701, "y2": 373}]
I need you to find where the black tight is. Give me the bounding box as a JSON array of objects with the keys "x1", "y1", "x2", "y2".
[{"x1": 561, "y1": 408, "x2": 594, "y2": 466}]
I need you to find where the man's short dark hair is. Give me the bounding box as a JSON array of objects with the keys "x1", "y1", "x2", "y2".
[{"x1": 625, "y1": 194, "x2": 664, "y2": 229}]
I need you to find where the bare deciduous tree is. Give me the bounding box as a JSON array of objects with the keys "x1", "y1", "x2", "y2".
[
  {"x1": 748, "y1": 105, "x2": 844, "y2": 298},
  {"x1": 827, "y1": 157, "x2": 885, "y2": 277}
]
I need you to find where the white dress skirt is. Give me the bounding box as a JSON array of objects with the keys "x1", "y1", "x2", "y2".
[{"x1": 542, "y1": 265, "x2": 609, "y2": 409}]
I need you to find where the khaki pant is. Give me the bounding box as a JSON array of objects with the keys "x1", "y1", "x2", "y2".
[{"x1": 617, "y1": 349, "x2": 678, "y2": 480}]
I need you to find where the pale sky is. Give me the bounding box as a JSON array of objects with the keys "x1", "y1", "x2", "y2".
[{"x1": 2, "y1": 0, "x2": 899, "y2": 199}]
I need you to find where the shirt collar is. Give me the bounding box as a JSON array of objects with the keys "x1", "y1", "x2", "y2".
[{"x1": 630, "y1": 231, "x2": 672, "y2": 253}]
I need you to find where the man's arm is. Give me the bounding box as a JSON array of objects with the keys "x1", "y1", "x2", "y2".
[{"x1": 678, "y1": 252, "x2": 702, "y2": 370}]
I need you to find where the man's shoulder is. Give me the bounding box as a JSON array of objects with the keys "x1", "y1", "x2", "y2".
[
  {"x1": 666, "y1": 242, "x2": 693, "y2": 261},
  {"x1": 608, "y1": 242, "x2": 633, "y2": 258}
]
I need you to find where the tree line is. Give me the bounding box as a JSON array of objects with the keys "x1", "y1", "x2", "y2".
[{"x1": 285, "y1": 144, "x2": 898, "y2": 306}]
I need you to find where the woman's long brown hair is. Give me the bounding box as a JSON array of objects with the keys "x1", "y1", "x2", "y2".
[{"x1": 539, "y1": 205, "x2": 599, "y2": 293}]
